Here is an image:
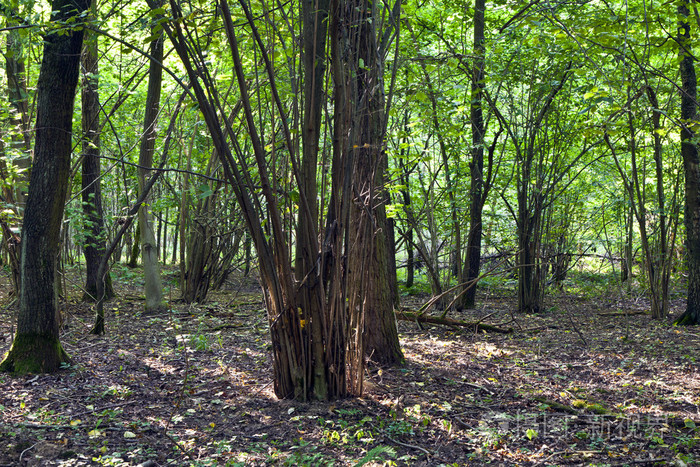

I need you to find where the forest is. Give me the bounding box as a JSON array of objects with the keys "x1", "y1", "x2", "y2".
[{"x1": 1, "y1": 0, "x2": 700, "y2": 465}]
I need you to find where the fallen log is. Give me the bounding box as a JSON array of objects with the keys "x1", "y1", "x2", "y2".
[{"x1": 396, "y1": 311, "x2": 513, "y2": 334}]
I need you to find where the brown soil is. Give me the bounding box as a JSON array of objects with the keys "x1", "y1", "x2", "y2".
[{"x1": 1, "y1": 267, "x2": 699, "y2": 466}]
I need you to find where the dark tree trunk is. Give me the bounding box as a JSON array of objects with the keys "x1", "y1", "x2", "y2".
[
  {"x1": 676, "y1": 1, "x2": 700, "y2": 325},
  {"x1": 517, "y1": 182, "x2": 541, "y2": 314},
  {"x1": 460, "y1": 0, "x2": 486, "y2": 310},
  {"x1": 296, "y1": 0, "x2": 333, "y2": 398},
  {"x1": 6, "y1": 26, "x2": 32, "y2": 192},
  {"x1": 81, "y1": 20, "x2": 113, "y2": 302},
  {"x1": 0, "y1": 22, "x2": 33, "y2": 297},
  {"x1": 0, "y1": 0, "x2": 89, "y2": 374},
  {"x1": 162, "y1": 207, "x2": 168, "y2": 261},
  {"x1": 127, "y1": 222, "x2": 140, "y2": 267},
  {"x1": 332, "y1": 0, "x2": 402, "y2": 365},
  {"x1": 182, "y1": 181, "x2": 217, "y2": 303}
]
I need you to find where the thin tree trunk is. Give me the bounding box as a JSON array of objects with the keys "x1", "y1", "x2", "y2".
[
  {"x1": 676, "y1": 1, "x2": 700, "y2": 325},
  {"x1": 127, "y1": 222, "x2": 140, "y2": 267},
  {"x1": 460, "y1": 0, "x2": 486, "y2": 309},
  {"x1": 162, "y1": 207, "x2": 168, "y2": 262},
  {"x1": 182, "y1": 154, "x2": 219, "y2": 303},
  {"x1": 0, "y1": 18, "x2": 33, "y2": 297},
  {"x1": 137, "y1": 30, "x2": 165, "y2": 313},
  {"x1": 81, "y1": 16, "x2": 113, "y2": 302},
  {"x1": 647, "y1": 87, "x2": 669, "y2": 319},
  {"x1": 179, "y1": 131, "x2": 194, "y2": 285}
]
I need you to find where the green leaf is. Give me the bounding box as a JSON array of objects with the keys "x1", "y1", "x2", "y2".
[{"x1": 197, "y1": 183, "x2": 214, "y2": 199}]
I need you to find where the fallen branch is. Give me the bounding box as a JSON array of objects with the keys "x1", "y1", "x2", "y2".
[
  {"x1": 596, "y1": 310, "x2": 648, "y2": 317},
  {"x1": 532, "y1": 396, "x2": 580, "y2": 415},
  {"x1": 395, "y1": 311, "x2": 513, "y2": 334}
]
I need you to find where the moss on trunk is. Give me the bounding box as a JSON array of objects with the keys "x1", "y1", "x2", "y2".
[{"x1": 0, "y1": 333, "x2": 70, "y2": 374}]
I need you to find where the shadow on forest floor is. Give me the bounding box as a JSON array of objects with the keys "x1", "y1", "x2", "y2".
[{"x1": 1, "y1": 266, "x2": 699, "y2": 466}]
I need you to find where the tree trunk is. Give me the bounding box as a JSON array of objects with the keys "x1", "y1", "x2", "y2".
[
  {"x1": 162, "y1": 207, "x2": 168, "y2": 261},
  {"x1": 460, "y1": 0, "x2": 486, "y2": 310},
  {"x1": 0, "y1": 18, "x2": 33, "y2": 297},
  {"x1": 178, "y1": 131, "x2": 193, "y2": 286},
  {"x1": 5, "y1": 25, "x2": 32, "y2": 199},
  {"x1": 0, "y1": 0, "x2": 89, "y2": 374},
  {"x1": 183, "y1": 182, "x2": 217, "y2": 303},
  {"x1": 81, "y1": 20, "x2": 114, "y2": 302},
  {"x1": 137, "y1": 31, "x2": 165, "y2": 313},
  {"x1": 332, "y1": 0, "x2": 403, "y2": 365},
  {"x1": 127, "y1": 222, "x2": 140, "y2": 267},
  {"x1": 621, "y1": 200, "x2": 633, "y2": 284},
  {"x1": 676, "y1": 1, "x2": 700, "y2": 325}
]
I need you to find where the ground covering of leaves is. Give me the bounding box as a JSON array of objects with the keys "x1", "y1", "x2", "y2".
[{"x1": 1, "y1": 267, "x2": 699, "y2": 466}]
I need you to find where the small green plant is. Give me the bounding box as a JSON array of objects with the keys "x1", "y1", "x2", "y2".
[
  {"x1": 385, "y1": 419, "x2": 414, "y2": 437},
  {"x1": 189, "y1": 333, "x2": 210, "y2": 351},
  {"x1": 282, "y1": 438, "x2": 333, "y2": 466},
  {"x1": 353, "y1": 445, "x2": 396, "y2": 466}
]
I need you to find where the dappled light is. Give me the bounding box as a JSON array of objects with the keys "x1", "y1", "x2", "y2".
[
  {"x1": 2, "y1": 268, "x2": 699, "y2": 464},
  {"x1": 1, "y1": 0, "x2": 700, "y2": 464}
]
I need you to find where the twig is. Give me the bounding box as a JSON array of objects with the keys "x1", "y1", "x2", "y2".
[
  {"x1": 208, "y1": 323, "x2": 244, "y2": 332},
  {"x1": 253, "y1": 381, "x2": 274, "y2": 395},
  {"x1": 383, "y1": 433, "x2": 432, "y2": 457},
  {"x1": 163, "y1": 430, "x2": 197, "y2": 462},
  {"x1": 610, "y1": 460, "x2": 671, "y2": 466},
  {"x1": 568, "y1": 315, "x2": 588, "y2": 347},
  {"x1": 596, "y1": 310, "x2": 648, "y2": 316},
  {"x1": 71, "y1": 400, "x2": 137, "y2": 417},
  {"x1": 18, "y1": 443, "x2": 37, "y2": 462},
  {"x1": 465, "y1": 382, "x2": 495, "y2": 395},
  {"x1": 518, "y1": 325, "x2": 552, "y2": 333}
]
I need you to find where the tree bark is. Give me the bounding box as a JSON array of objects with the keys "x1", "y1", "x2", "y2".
[
  {"x1": 0, "y1": 17, "x2": 33, "y2": 297},
  {"x1": 182, "y1": 154, "x2": 219, "y2": 303},
  {"x1": 676, "y1": 0, "x2": 700, "y2": 325},
  {"x1": 460, "y1": 0, "x2": 486, "y2": 310},
  {"x1": 332, "y1": 0, "x2": 403, "y2": 365},
  {"x1": 137, "y1": 31, "x2": 165, "y2": 313},
  {"x1": 0, "y1": 0, "x2": 90, "y2": 373},
  {"x1": 81, "y1": 17, "x2": 114, "y2": 302}
]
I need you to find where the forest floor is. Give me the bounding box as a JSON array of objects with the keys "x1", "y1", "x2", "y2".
[{"x1": 1, "y1": 265, "x2": 699, "y2": 466}]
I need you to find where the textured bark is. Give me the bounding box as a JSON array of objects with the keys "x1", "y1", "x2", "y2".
[
  {"x1": 0, "y1": 0, "x2": 89, "y2": 373},
  {"x1": 297, "y1": 0, "x2": 332, "y2": 399},
  {"x1": 0, "y1": 21, "x2": 33, "y2": 296},
  {"x1": 81, "y1": 22, "x2": 113, "y2": 302},
  {"x1": 5, "y1": 26, "x2": 32, "y2": 193},
  {"x1": 676, "y1": 1, "x2": 700, "y2": 325},
  {"x1": 182, "y1": 155, "x2": 219, "y2": 304},
  {"x1": 460, "y1": 0, "x2": 486, "y2": 310},
  {"x1": 332, "y1": 0, "x2": 403, "y2": 366},
  {"x1": 137, "y1": 32, "x2": 165, "y2": 313}
]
